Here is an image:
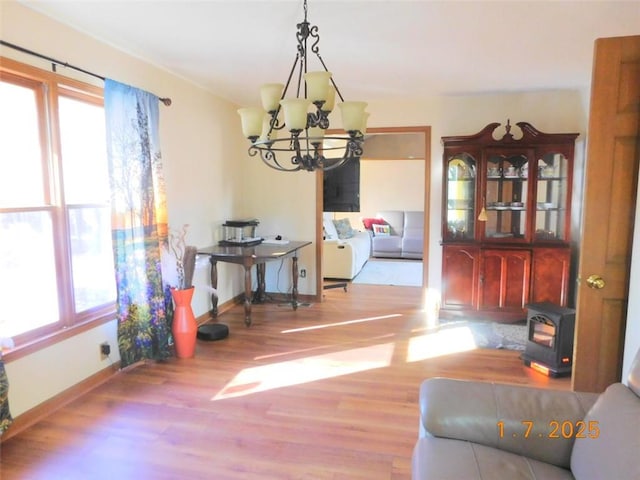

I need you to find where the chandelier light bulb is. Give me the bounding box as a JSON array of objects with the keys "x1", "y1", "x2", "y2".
[
  {"x1": 259, "y1": 115, "x2": 278, "y2": 142},
  {"x1": 237, "y1": 107, "x2": 265, "y2": 140},
  {"x1": 260, "y1": 83, "x2": 284, "y2": 113},
  {"x1": 307, "y1": 126, "x2": 326, "y2": 144},
  {"x1": 338, "y1": 101, "x2": 368, "y2": 132},
  {"x1": 304, "y1": 71, "x2": 332, "y2": 104},
  {"x1": 280, "y1": 98, "x2": 311, "y2": 132},
  {"x1": 360, "y1": 112, "x2": 370, "y2": 135},
  {"x1": 323, "y1": 86, "x2": 336, "y2": 113}
]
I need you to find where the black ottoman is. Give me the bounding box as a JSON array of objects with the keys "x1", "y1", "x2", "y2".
[{"x1": 197, "y1": 323, "x2": 229, "y2": 341}]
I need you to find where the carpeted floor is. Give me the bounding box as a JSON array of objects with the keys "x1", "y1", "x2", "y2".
[
  {"x1": 352, "y1": 258, "x2": 422, "y2": 286},
  {"x1": 439, "y1": 319, "x2": 528, "y2": 351}
]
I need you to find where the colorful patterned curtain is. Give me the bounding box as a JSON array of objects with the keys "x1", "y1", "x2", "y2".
[
  {"x1": 105, "y1": 79, "x2": 172, "y2": 368},
  {"x1": 0, "y1": 355, "x2": 12, "y2": 434}
]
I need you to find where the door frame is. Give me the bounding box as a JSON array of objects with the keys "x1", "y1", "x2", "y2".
[{"x1": 314, "y1": 125, "x2": 432, "y2": 299}]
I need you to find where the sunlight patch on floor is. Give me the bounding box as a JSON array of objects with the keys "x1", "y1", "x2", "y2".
[
  {"x1": 212, "y1": 342, "x2": 394, "y2": 400},
  {"x1": 281, "y1": 313, "x2": 402, "y2": 333},
  {"x1": 255, "y1": 333, "x2": 397, "y2": 361},
  {"x1": 406, "y1": 326, "x2": 477, "y2": 362}
]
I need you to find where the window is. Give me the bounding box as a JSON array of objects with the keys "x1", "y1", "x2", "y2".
[{"x1": 0, "y1": 58, "x2": 115, "y2": 346}]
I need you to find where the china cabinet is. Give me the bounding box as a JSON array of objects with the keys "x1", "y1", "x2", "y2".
[{"x1": 441, "y1": 121, "x2": 578, "y2": 321}]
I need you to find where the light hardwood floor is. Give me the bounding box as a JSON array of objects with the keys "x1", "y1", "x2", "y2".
[{"x1": 1, "y1": 284, "x2": 569, "y2": 479}]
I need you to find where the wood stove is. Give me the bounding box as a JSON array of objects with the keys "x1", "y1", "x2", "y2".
[{"x1": 522, "y1": 302, "x2": 575, "y2": 377}]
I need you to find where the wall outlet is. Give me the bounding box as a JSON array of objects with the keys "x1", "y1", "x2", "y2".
[
  {"x1": 100, "y1": 342, "x2": 111, "y2": 359},
  {"x1": 300, "y1": 268, "x2": 307, "y2": 278}
]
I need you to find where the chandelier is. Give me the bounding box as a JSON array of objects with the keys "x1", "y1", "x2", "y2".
[{"x1": 237, "y1": 0, "x2": 368, "y2": 172}]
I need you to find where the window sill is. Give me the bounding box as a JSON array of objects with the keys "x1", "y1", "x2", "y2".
[{"x1": 1, "y1": 313, "x2": 116, "y2": 363}]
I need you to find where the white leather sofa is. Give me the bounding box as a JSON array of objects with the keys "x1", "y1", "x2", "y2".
[
  {"x1": 322, "y1": 214, "x2": 371, "y2": 280},
  {"x1": 412, "y1": 347, "x2": 640, "y2": 479}
]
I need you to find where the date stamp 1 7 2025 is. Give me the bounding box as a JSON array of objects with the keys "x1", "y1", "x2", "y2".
[{"x1": 497, "y1": 420, "x2": 600, "y2": 439}]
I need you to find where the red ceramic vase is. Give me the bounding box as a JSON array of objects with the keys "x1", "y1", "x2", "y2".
[{"x1": 171, "y1": 287, "x2": 197, "y2": 358}]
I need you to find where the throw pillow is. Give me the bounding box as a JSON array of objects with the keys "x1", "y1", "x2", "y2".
[
  {"x1": 323, "y1": 218, "x2": 339, "y2": 240},
  {"x1": 362, "y1": 217, "x2": 387, "y2": 230},
  {"x1": 372, "y1": 224, "x2": 391, "y2": 236},
  {"x1": 333, "y1": 218, "x2": 355, "y2": 239}
]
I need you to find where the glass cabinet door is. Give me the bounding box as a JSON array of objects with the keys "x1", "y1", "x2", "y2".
[
  {"x1": 484, "y1": 153, "x2": 529, "y2": 240},
  {"x1": 535, "y1": 153, "x2": 569, "y2": 241},
  {"x1": 445, "y1": 153, "x2": 476, "y2": 241}
]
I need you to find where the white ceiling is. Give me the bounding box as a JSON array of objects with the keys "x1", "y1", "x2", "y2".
[{"x1": 19, "y1": 1, "x2": 640, "y2": 107}]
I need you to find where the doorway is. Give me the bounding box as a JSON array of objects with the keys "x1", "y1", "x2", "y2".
[{"x1": 315, "y1": 126, "x2": 432, "y2": 297}]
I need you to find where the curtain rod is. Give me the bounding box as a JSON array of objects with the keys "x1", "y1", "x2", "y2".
[{"x1": 1, "y1": 40, "x2": 172, "y2": 106}]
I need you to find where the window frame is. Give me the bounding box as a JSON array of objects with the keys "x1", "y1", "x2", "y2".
[{"x1": 1, "y1": 57, "x2": 115, "y2": 361}]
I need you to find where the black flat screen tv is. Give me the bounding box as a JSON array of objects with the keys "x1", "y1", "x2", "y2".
[{"x1": 323, "y1": 158, "x2": 360, "y2": 212}]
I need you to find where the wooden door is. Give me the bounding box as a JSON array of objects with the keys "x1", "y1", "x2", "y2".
[{"x1": 573, "y1": 36, "x2": 640, "y2": 392}]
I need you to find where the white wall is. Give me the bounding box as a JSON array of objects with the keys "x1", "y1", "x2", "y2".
[
  {"x1": 331, "y1": 159, "x2": 425, "y2": 230},
  {"x1": 235, "y1": 159, "x2": 318, "y2": 295},
  {"x1": 622, "y1": 168, "x2": 640, "y2": 382},
  {"x1": 361, "y1": 160, "x2": 425, "y2": 215},
  {"x1": 1, "y1": 1, "x2": 245, "y2": 416}
]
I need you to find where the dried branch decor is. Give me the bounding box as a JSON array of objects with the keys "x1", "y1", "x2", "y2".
[{"x1": 168, "y1": 224, "x2": 197, "y2": 289}]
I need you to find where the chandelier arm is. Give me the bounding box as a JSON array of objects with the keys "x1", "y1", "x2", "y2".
[
  {"x1": 249, "y1": 132, "x2": 361, "y2": 172},
  {"x1": 296, "y1": 54, "x2": 305, "y2": 98},
  {"x1": 269, "y1": 113, "x2": 286, "y2": 131},
  {"x1": 321, "y1": 155, "x2": 349, "y2": 172},
  {"x1": 297, "y1": 28, "x2": 308, "y2": 98},
  {"x1": 247, "y1": 145, "x2": 260, "y2": 158},
  {"x1": 279, "y1": 52, "x2": 302, "y2": 102},
  {"x1": 296, "y1": 19, "x2": 309, "y2": 53},
  {"x1": 306, "y1": 111, "x2": 318, "y2": 128},
  {"x1": 314, "y1": 51, "x2": 345, "y2": 103},
  {"x1": 305, "y1": 109, "x2": 329, "y2": 129},
  {"x1": 309, "y1": 25, "x2": 320, "y2": 55},
  {"x1": 272, "y1": 123, "x2": 286, "y2": 132},
  {"x1": 261, "y1": 147, "x2": 302, "y2": 172},
  {"x1": 347, "y1": 135, "x2": 364, "y2": 158},
  {"x1": 289, "y1": 132, "x2": 303, "y2": 166},
  {"x1": 253, "y1": 136, "x2": 351, "y2": 150},
  {"x1": 321, "y1": 134, "x2": 363, "y2": 171},
  {"x1": 303, "y1": 132, "x2": 312, "y2": 166},
  {"x1": 322, "y1": 143, "x2": 359, "y2": 171},
  {"x1": 318, "y1": 109, "x2": 329, "y2": 129}
]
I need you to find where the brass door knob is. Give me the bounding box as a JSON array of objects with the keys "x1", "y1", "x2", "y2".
[{"x1": 586, "y1": 274, "x2": 606, "y2": 289}]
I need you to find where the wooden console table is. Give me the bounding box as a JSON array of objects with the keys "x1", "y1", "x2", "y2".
[{"x1": 197, "y1": 241, "x2": 312, "y2": 326}]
